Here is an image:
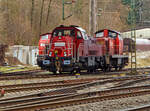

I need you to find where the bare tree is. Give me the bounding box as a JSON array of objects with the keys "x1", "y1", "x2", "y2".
[{"x1": 39, "y1": 0, "x2": 45, "y2": 35}]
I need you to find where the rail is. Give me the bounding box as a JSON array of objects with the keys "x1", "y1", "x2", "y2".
[
  {"x1": 2, "y1": 85, "x2": 150, "y2": 111},
  {"x1": 124, "y1": 104, "x2": 150, "y2": 111}
]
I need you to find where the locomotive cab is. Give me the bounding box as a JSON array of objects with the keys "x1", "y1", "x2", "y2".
[
  {"x1": 95, "y1": 29, "x2": 128, "y2": 71},
  {"x1": 95, "y1": 29, "x2": 116, "y2": 56},
  {"x1": 43, "y1": 25, "x2": 88, "y2": 73}
]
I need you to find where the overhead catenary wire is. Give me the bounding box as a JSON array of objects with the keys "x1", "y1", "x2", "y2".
[
  {"x1": 97, "y1": 0, "x2": 126, "y2": 31},
  {"x1": 97, "y1": 0, "x2": 113, "y2": 30},
  {"x1": 62, "y1": 0, "x2": 76, "y2": 20}
]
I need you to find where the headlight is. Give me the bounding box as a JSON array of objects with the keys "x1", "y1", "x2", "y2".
[
  {"x1": 64, "y1": 52, "x2": 67, "y2": 56},
  {"x1": 40, "y1": 43, "x2": 45, "y2": 46},
  {"x1": 49, "y1": 52, "x2": 52, "y2": 56}
]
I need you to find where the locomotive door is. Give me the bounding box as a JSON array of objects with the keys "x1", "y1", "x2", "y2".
[{"x1": 74, "y1": 31, "x2": 83, "y2": 61}]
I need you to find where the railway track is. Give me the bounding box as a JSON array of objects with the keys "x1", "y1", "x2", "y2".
[
  {"x1": 0, "y1": 75, "x2": 150, "y2": 97},
  {"x1": 0, "y1": 73, "x2": 74, "y2": 80},
  {"x1": 0, "y1": 74, "x2": 149, "y2": 110},
  {"x1": 0, "y1": 66, "x2": 150, "y2": 80},
  {"x1": 0, "y1": 75, "x2": 150, "y2": 102},
  {"x1": 7, "y1": 75, "x2": 150, "y2": 94},
  {"x1": 110, "y1": 77, "x2": 150, "y2": 88},
  {"x1": 0, "y1": 67, "x2": 150, "y2": 111},
  {"x1": 0, "y1": 78, "x2": 100, "y2": 93},
  {"x1": 0, "y1": 69, "x2": 44, "y2": 76},
  {"x1": 0, "y1": 71, "x2": 146, "y2": 81},
  {"x1": 2, "y1": 85, "x2": 150, "y2": 111},
  {"x1": 124, "y1": 104, "x2": 150, "y2": 111}
]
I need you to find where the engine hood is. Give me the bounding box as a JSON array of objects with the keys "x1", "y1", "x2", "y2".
[{"x1": 49, "y1": 36, "x2": 73, "y2": 57}]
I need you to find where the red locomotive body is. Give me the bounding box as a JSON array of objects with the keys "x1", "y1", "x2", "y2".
[
  {"x1": 37, "y1": 33, "x2": 51, "y2": 68},
  {"x1": 40, "y1": 25, "x2": 128, "y2": 73},
  {"x1": 42, "y1": 25, "x2": 103, "y2": 73},
  {"x1": 95, "y1": 29, "x2": 128, "y2": 71},
  {"x1": 38, "y1": 33, "x2": 52, "y2": 55}
]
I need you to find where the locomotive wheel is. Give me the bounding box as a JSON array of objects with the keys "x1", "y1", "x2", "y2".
[
  {"x1": 59, "y1": 71, "x2": 62, "y2": 74},
  {"x1": 41, "y1": 67, "x2": 45, "y2": 70},
  {"x1": 108, "y1": 67, "x2": 111, "y2": 72},
  {"x1": 115, "y1": 67, "x2": 118, "y2": 71},
  {"x1": 87, "y1": 69, "x2": 92, "y2": 73},
  {"x1": 52, "y1": 71, "x2": 56, "y2": 74},
  {"x1": 70, "y1": 69, "x2": 80, "y2": 75},
  {"x1": 119, "y1": 66, "x2": 123, "y2": 71},
  {"x1": 71, "y1": 69, "x2": 75, "y2": 74},
  {"x1": 104, "y1": 68, "x2": 107, "y2": 72},
  {"x1": 103, "y1": 66, "x2": 109, "y2": 72},
  {"x1": 76, "y1": 69, "x2": 80, "y2": 73},
  {"x1": 87, "y1": 68, "x2": 96, "y2": 73}
]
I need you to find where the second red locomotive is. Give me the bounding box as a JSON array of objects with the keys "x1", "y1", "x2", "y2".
[
  {"x1": 95, "y1": 29, "x2": 128, "y2": 71},
  {"x1": 38, "y1": 25, "x2": 128, "y2": 74},
  {"x1": 37, "y1": 33, "x2": 52, "y2": 69}
]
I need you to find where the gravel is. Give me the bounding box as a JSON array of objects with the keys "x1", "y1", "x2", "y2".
[
  {"x1": 1, "y1": 73, "x2": 150, "y2": 110},
  {"x1": 78, "y1": 82, "x2": 119, "y2": 93},
  {"x1": 0, "y1": 74, "x2": 111, "y2": 86},
  {"x1": 47, "y1": 94, "x2": 150, "y2": 111}
]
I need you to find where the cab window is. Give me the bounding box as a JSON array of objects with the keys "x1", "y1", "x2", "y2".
[
  {"x1": 53, "y1": 29, "x2": 75, "y2": 37},
  {"x1": 108, "y1": 31, "x2": 117, "y2": 39},
  {"x1": 81, "y1": 31, "x2": 88, "y2": 40},
  {"x1": 70, "y1": 30, "x2": 75, "y2": 36},
  {"x1": 77, "y1": 31, "x2": 82, "y2": 39},
  {"x1": 95, "y1": 32, "x2": 104, "y2": 38},
  {"x1": 58, "y1": 32, "x2": 62, "y2": 36},
  {"x1": 41, "y1": 35, "x2": 49, "y2": 40},
  {"x1": 118, "y1": 34, "x2": 122, "y2": 40}
]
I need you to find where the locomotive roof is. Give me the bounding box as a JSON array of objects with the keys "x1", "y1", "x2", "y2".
[
  {"x1": 40, "y1": 33, "x2": 51, "y2": 36},
  {"x1": 76, "y1": 27, "x2": 86, "y2": 32},
  {"x1": 95, "y1": 29, "x2": 121, "y2": 35},
  {"x1": 56, "y1": 25, "x2": 86, "y2": 32}
]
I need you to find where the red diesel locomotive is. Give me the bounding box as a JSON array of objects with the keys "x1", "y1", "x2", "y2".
[
  {"x1": 38, "y1": 25, "x2": 128, "y2": 74},
  {"x1": 95, "y1": 29, "x2": 128, "y2": 71},
  {"x1": 37, "y1": 33, "x2": 52, "y2": 68}
]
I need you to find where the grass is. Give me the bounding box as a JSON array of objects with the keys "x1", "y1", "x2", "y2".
[
  {"x1": 126, "y1": 51, "x2": 150, "y2": 68},
  {"x1": 0, "y1": 65, "x2": 40, "y2": 73}
]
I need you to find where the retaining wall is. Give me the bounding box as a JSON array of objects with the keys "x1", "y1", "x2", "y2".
[{"x1": 8, "y1": 45, "x2": 38, "y2": 66}]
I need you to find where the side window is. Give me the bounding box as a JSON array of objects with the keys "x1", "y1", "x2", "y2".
[
  {"x1": 82, "y1": 31, "x2": 89, "y2": 40},
  {"x1": 58, "y1": 32, "x2": 62, "y2": 36},
  {"x1": 118, "y1": 34, "x2": 122, "y2": 40},
  {"x1": 41, "y1": 35, "x2": 49, "y2": 40},
  {"x1": 77, "y1": 31, "x2": 82, "y2": 39},
  {"x1": 96, "y1": 32, "x2": 104, "y2": 38},
  {"x1": 70, "y1": 30, "x2": 75, "y2": 37},
  {"x1": 53, "y1": 32, "x2": 57, "y2": 37},
  {"x1": 109, "y1": 31, "x2": 117, "y2": 39}
]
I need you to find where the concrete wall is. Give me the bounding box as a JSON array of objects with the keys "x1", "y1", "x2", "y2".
[
  {"x1": 122, "y1": 28, "x2": 150, "y2": 39},
  {"x1": 8, "y1": 45, "x2": 38, "y2": 66}
]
